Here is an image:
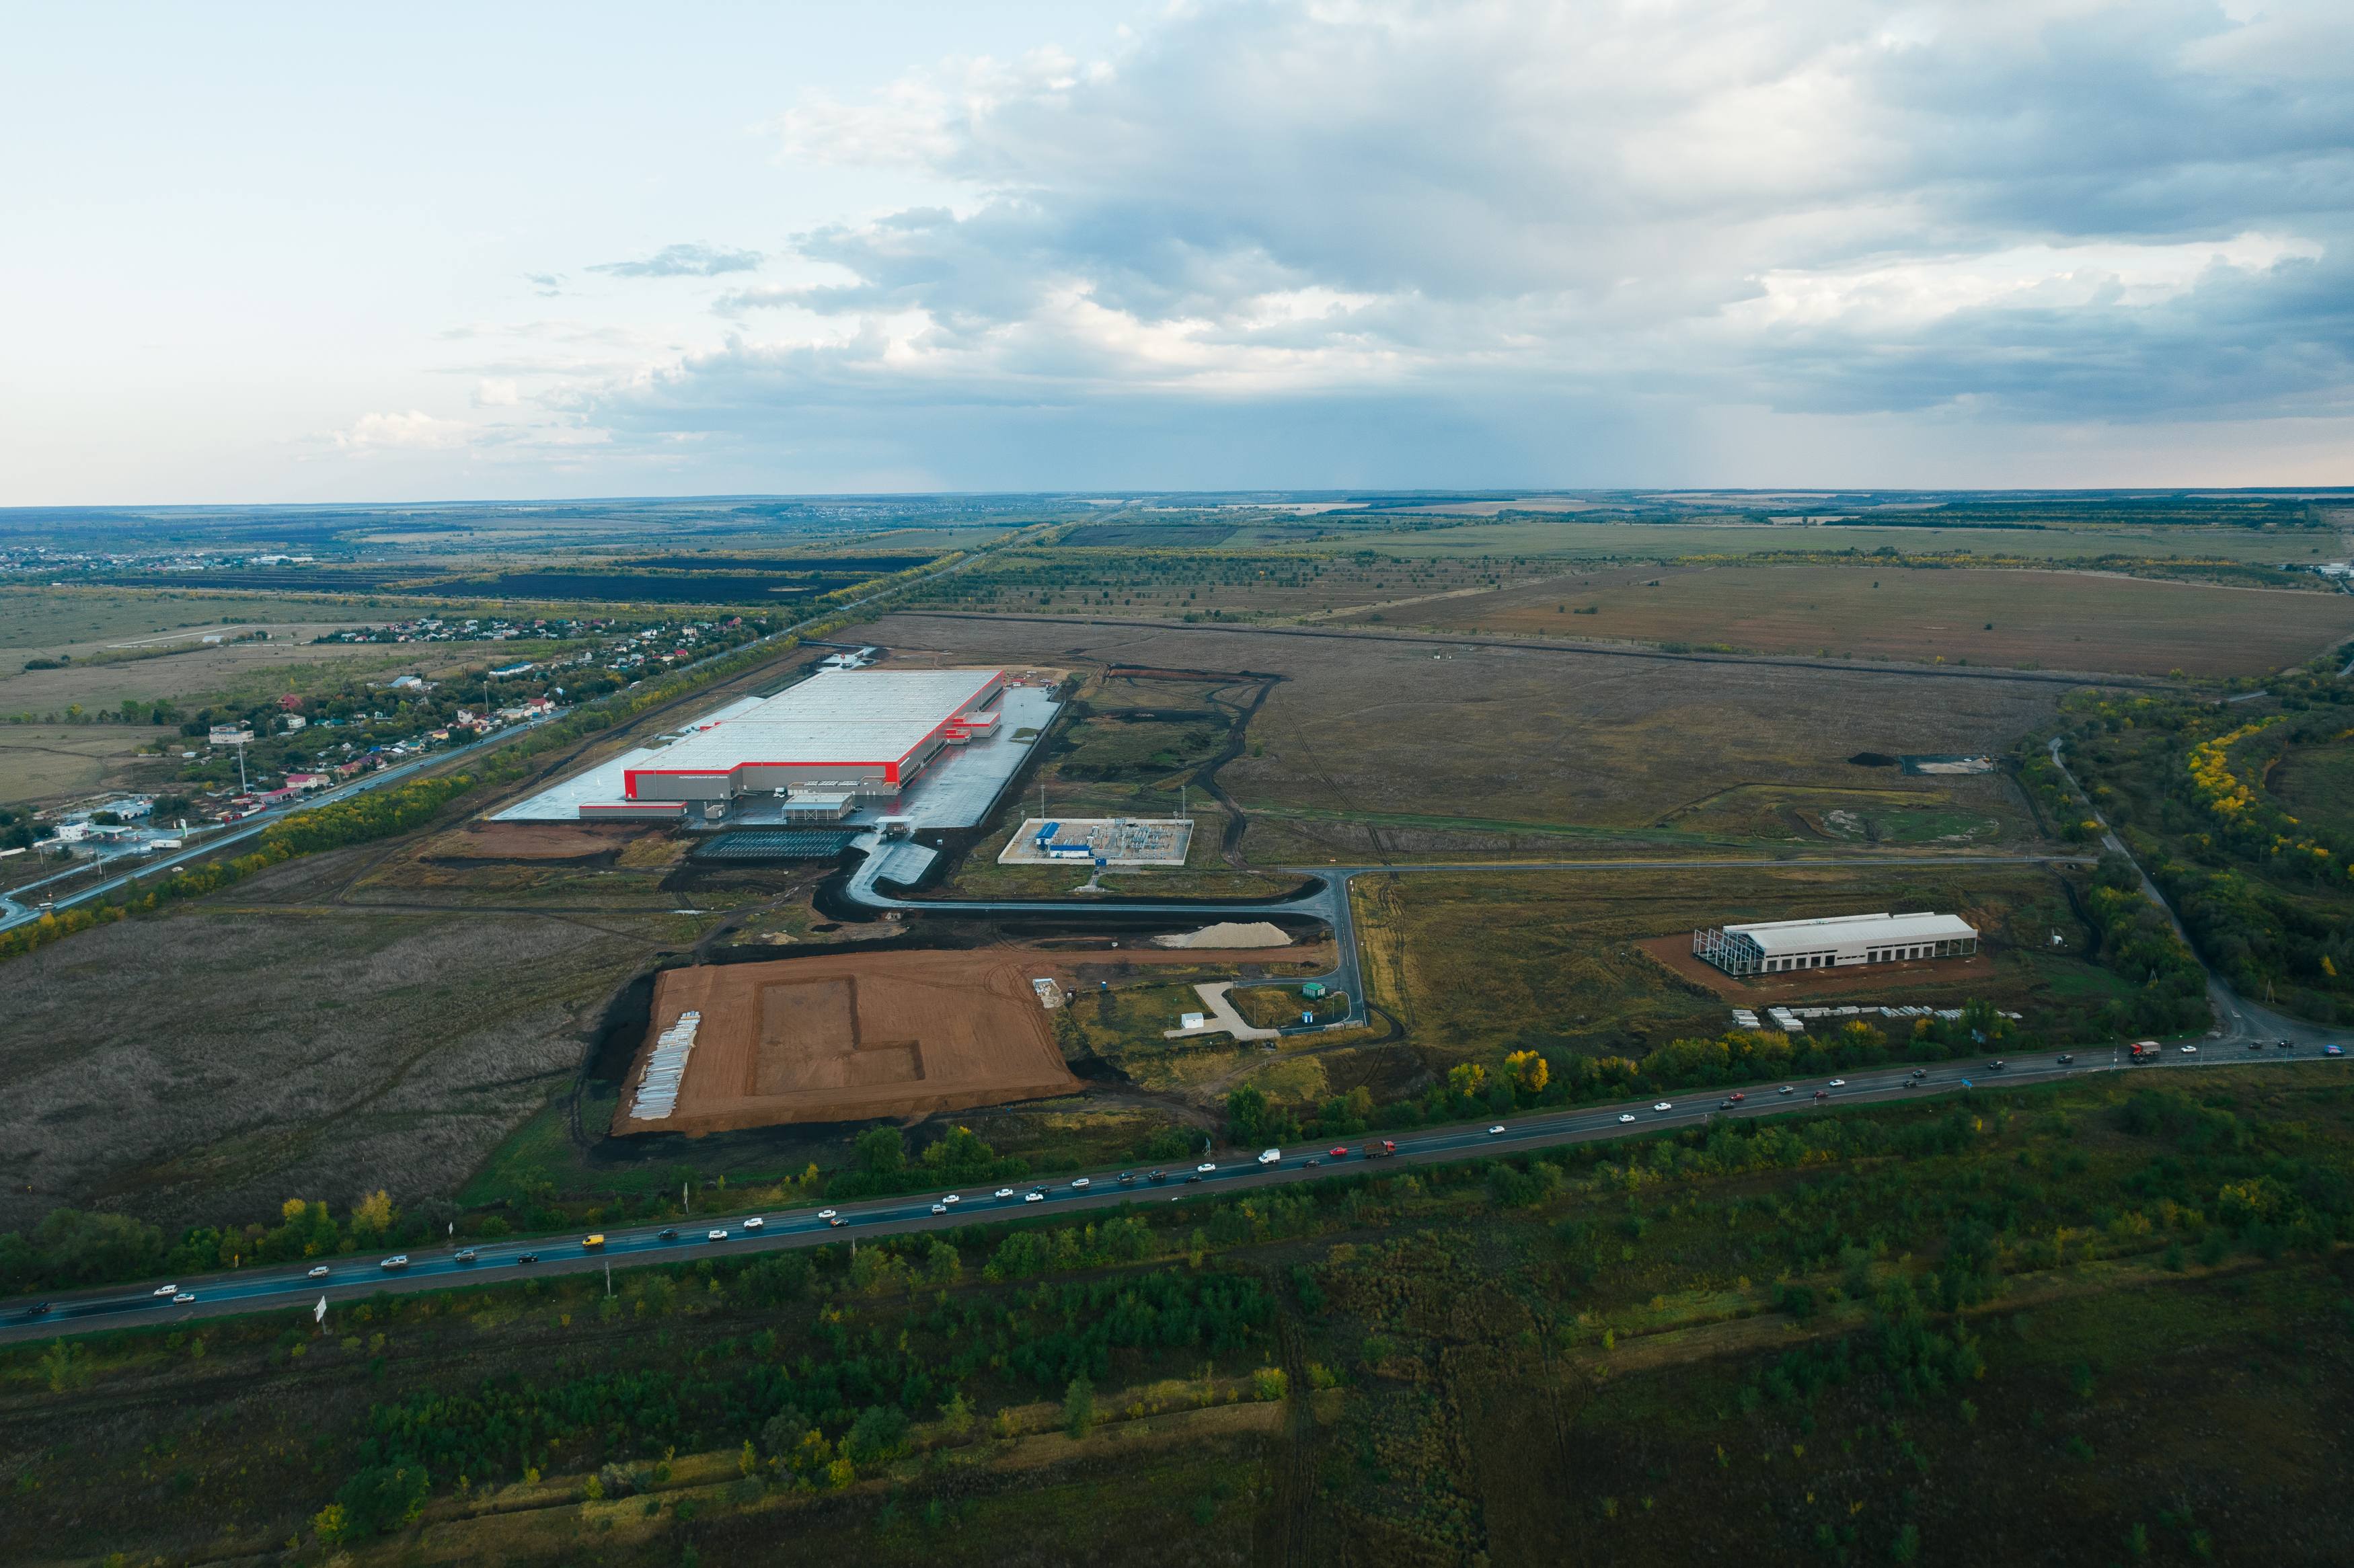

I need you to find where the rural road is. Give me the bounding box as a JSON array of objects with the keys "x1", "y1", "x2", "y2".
[
  {"x1": 5, "y1": 1046, "x2": 2341, "y2": 1345},
  {"x1": 2043, "y1": 736, "x2": 2325, "y2": 1051}
]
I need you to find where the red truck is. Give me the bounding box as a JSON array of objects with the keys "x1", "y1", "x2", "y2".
[
  {"x1": 2129, "y1": 1040, "x2": 2160, "y2": 1063},
  {"x1": 1364, "y1": 1140, "x2": 1396, "y2": 1159}
]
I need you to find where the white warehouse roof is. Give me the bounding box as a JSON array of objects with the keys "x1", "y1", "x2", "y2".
[
  {"x1": 628, "y1": 668, "x2": 1002, "y2": 787},
  {"x1": 1722, "y1": 911, "x2": 1977, "y2": 956}
]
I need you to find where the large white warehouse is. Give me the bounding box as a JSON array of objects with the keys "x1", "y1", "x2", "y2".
[
  {"x1": 621, "y1": 667, "x2": 1004, "y2": 804},
  {"x1": 1692, "y1": 910, "x2": 1979, "y2": 978}
]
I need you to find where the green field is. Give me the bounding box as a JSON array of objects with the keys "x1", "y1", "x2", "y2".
[
  {"x1": 1351, "y1": 862, "x2": 2119, "y2": 1064},
  {"x1": 2272, "y1": 735, "x2": 2354, "y2": 840},
  {"x1": 1659, "y1": 779, "x2": 2035, "y2": 848},
  {"x1": 1271, "y1": 515, "x2": 2354, "y2": 565},
  {"x1": 1385, "y1": 563, "x2": 2354, "y2": 677},
  {"x1": 0, "y1": 586, "x2": 391, "y2": 650}
]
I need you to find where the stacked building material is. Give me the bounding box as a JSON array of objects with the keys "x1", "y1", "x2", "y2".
[{"x1": 631, "y1": 1010, "x2": 701, "y2": 1120}]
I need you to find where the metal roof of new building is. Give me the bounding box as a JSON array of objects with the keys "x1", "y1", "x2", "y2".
[
  {"x1": 1721, "y1": 910, "x2": 1977, "y2": 955},
  {"x1": 637, "y1": 668, "x2": 1002, "y2": 776}
]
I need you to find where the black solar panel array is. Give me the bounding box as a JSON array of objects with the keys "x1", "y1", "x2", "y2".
[{"x1": 692, "y1": 830, "x2": 860, "y2": 861}]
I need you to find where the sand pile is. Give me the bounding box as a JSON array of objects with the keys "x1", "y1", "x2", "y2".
[{"x1": 1151, "y1": 921, "x2": 1292, "y2": 949}]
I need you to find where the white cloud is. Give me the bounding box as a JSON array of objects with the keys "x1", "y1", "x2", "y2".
[
  {"x1": 334, "y1": 410, "x2": 476, "y2": 453},
  {"x1": 539, "y1": 0, "x2": 2354, "y2": 482},
  {"x1": 1733, "y1": 234, "x2": 2329, "y2": 329},
  {"x1": 471, "y1": 378, "x2": 521, "y2": 408}
]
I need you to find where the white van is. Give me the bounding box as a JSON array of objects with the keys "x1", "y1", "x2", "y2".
[{"x1": 1257, "y1": 1148, "x2": 1281, "y2": 1165}]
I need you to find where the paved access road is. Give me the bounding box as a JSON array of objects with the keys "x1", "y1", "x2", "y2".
[{"x1": 7, "y1": 1046, "x2": 2341, "y2": 1345}]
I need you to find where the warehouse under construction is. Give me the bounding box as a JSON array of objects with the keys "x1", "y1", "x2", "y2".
[{"x1": 1691, "y1": 910, "x2": 1979, "y2": 978}]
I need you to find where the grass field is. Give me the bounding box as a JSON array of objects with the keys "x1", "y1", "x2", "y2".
[
  {"x1": 0, "y1": 723, "x2": 174, "y2": 805},
  {"x1": 1270, "y1": 514, "x2": 2354, "y2": 565},
  {"x1": 1376, "y1": 563, "x2": 2354, "y2": 677},
  {"x1": 0, "y1": 842, "x2": 664, "y2": 1233},
  {"x1": 0, "y1": 586, "x2": 390, "y2": 651},
  {"x1": 1659, "y1": 777, "x2": 2037, "y2": 845},
  {"x1": 870, "y1": 613, "x2": 2071, "y2": 853},
  {"x1": 0, "y1": 637, "x2": 521, "y2": 717},
  {"x1": 1351, "y1": 861, "x2": 2113, "y2": 1064},
  {"x1": 2272, "y1": 736, "x2": 2354, "y2": 840}
]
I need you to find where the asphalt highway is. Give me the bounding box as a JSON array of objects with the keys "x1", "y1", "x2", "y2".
[{"x1": 6, "y1": 1045, "x2": 2341, "y2": 1345}]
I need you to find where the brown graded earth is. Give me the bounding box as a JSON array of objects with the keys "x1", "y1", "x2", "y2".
[
  {"x1": 617, "y1": 949, "x2": 1079, "y2": 1134},
  {"x1": 1636, "y1": 932, "x2": 1995, "y2": 997},
  {"x1": 614, "y1": 941, "x2": 1335, "y2": 1134}
]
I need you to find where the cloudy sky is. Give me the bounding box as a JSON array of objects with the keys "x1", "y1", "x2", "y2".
[{"x1": 5, "y1": 0, "x2": 2351, "y2": 502}]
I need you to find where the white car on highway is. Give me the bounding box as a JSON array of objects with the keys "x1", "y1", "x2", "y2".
[
  {"x1": 1486, "y1": 1124, "x2": 1506, "y2": 1135},
  {"x1": 1196, "y1": 1162, "x2": 1217, "y2": 1173},
  {"x1": 817, "y1": 1209, "x2": 838, "y2": 1220},
  {"x1": 1827, "y1": 1079, "x2": 1846, "y2": 1087},
  {"x1": 1652, "y1": 1102, "x2": 1673, "y2": 1113},
  {"x1": 307, "y1": 1265, "x2": 330, "y2": 1279},
  {"x1": 2180, "y1": 1045, "x2": 2199, "y2": 1055},
  {"x1": 743, "y1": 1216, "x2": 764, "y2": 1230},
  {"x1": 993, "y1": 1188, "x2": 1015, "y2": 1199},
  {"x1": 706, "y1": 1228, "x2": 728, "y2": 1241},
  {"x1": 1071, "y1": 1177, "x2": 1091, "y2": 1188},
  {"x1": 1618, "y1": 1113, "x2": 1636, "y2": 1124},
  {"x1": 1024, "y1": 1190, "x2": 1045, "y2": 1204},
  {"x1": 153, "y1": 1284, "x2": 178, "y2": 1296},
  {"x1": 931, "y1": 1204, "x2": 948, "y2": 1215},
  {"x1": 941, "y1": 1194, "x2": 960, "y2": 1205},
  {"x1": 172, "y1": 1292, "x2": 195, "y2": 1304}
]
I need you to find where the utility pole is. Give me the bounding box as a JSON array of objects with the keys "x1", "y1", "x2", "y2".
[{"x1": 605, "y1": 1259, "x2": 612, "y2": 1297}]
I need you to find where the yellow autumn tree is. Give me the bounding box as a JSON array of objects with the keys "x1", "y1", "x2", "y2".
[
  {"x1": 1505, "y1": 1050, "x2": 1550, "y2": 1095},
  {"x1": 352, "y1": 1189, "x2": 395, "y2": 1234}
]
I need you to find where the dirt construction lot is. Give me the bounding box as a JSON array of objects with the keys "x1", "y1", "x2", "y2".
[{"x1": 617, "y1": 950, "x2": 1084, "y2": 1134}]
